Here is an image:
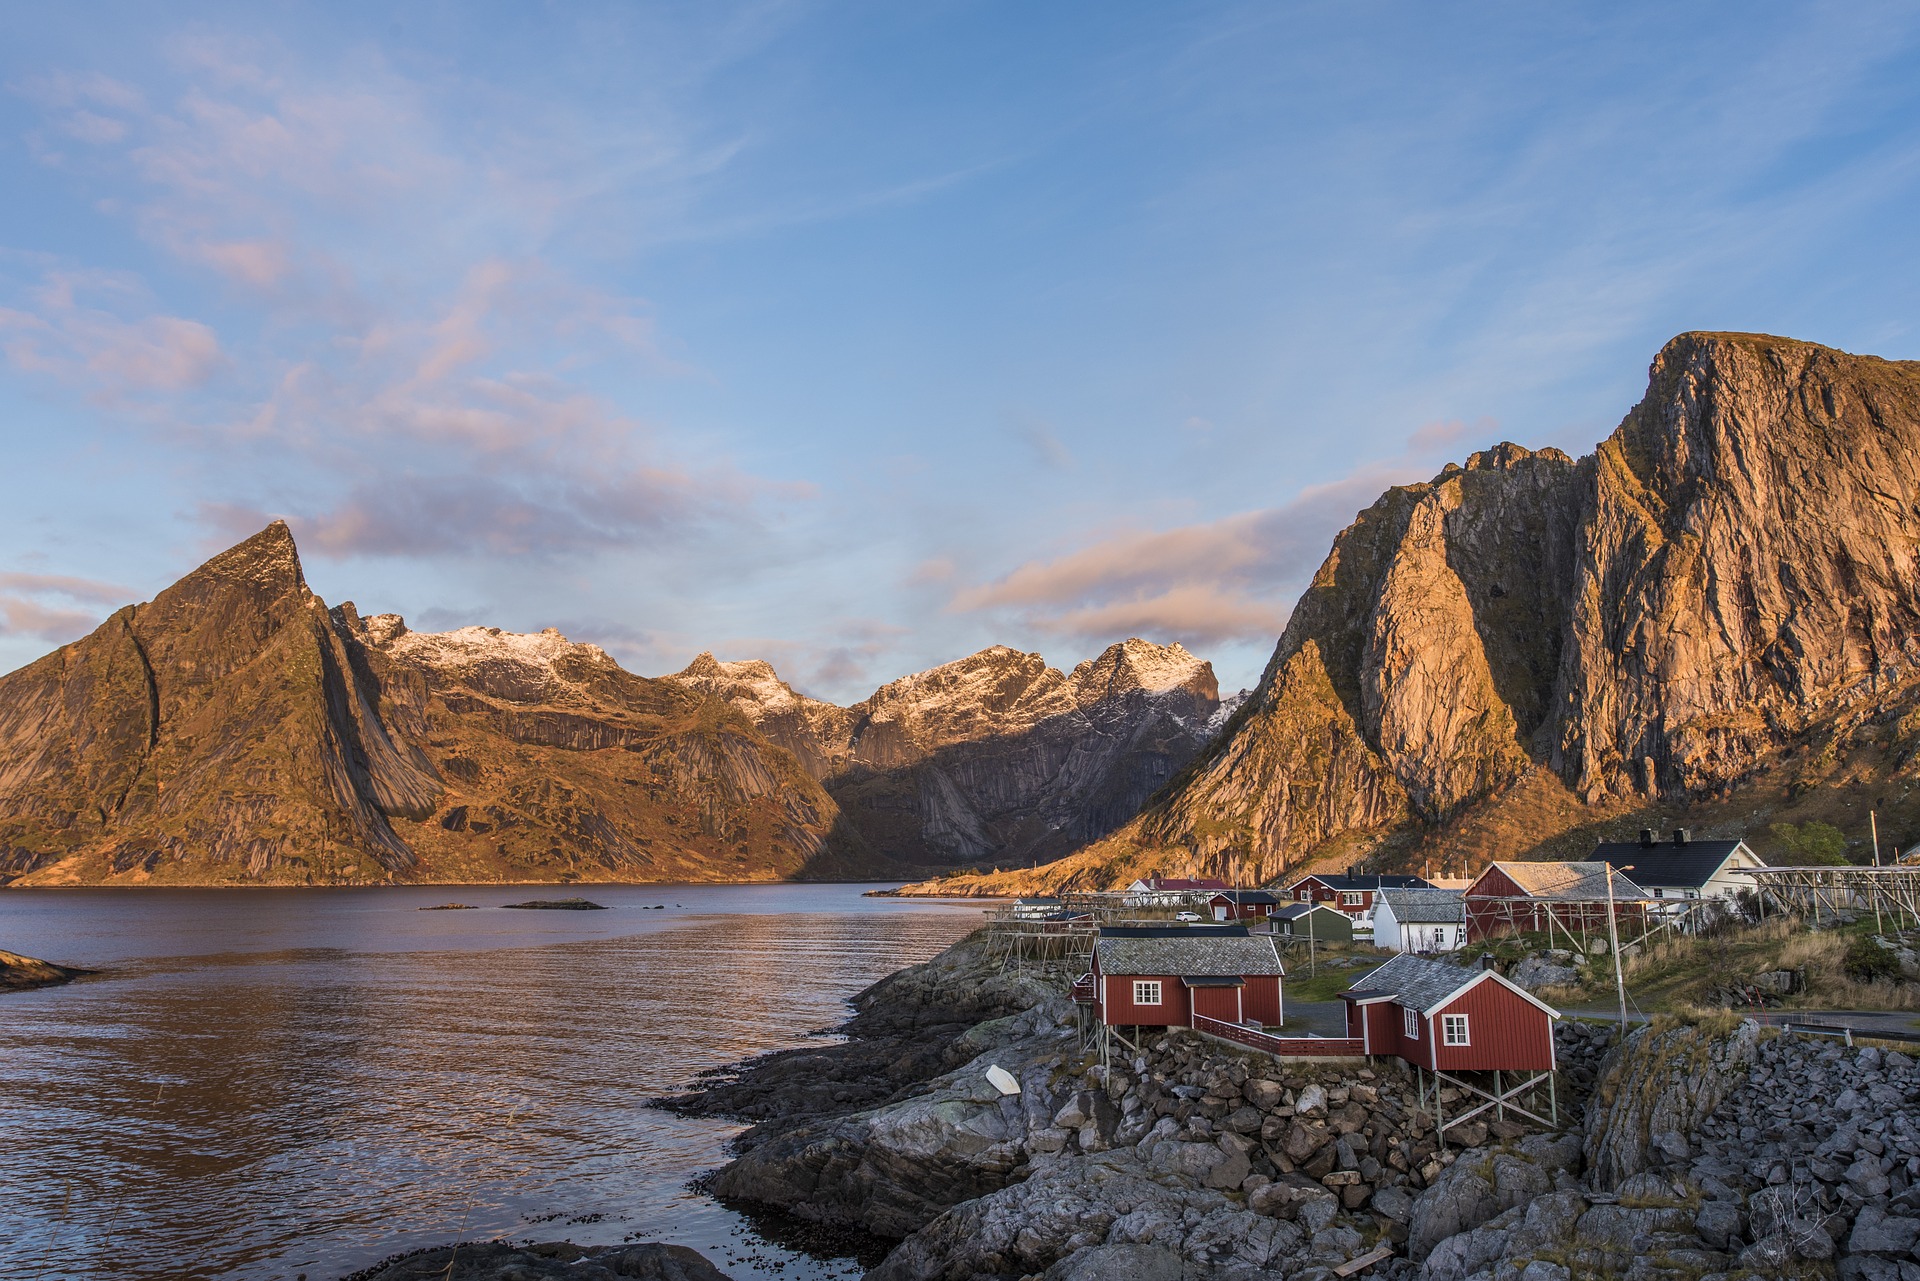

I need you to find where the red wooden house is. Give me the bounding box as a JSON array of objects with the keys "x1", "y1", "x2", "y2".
[
  {"x1": 1339, "y1": 952, "x2": 1557, "y2": 1073},
  {"x1": 1090, "y1": 926, "x2": 1285, "y2": 1030},
  {"x1": 1283, "y1": 872, "x2": 1431, "y2": 919},
  {"x1": 1463, "y1": 861, "x2": 1650, "y2": 943},
  {"x1": 1208, "y1": 889, "x2": 1281, "y2": 921}
]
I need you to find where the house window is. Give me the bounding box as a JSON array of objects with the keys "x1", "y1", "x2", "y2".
[
  {"x1": 1442, "y1": 1014, "x2": 1470, "y2": 1046},
  {"x1": 1651, "y1": 887, "x2": 1664, "y2": 899},
  {"x1": 1133, "y1": 981, "x2": 1162, "y2": 1006},
  {"x1": 1340, "y1": 892, "x2": 1364, "y2": 907},
  {"x1": 1684, "y1": 889, "x2": 1699, "y2": 899},
  {"x1": 1402, "y1": 1007, "x2": 1419, "y2": 1039}
]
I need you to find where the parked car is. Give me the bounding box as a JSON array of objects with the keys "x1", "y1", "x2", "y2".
[{"x1": 1175, "y1": 910, "x2": 1201, "y2": 922}]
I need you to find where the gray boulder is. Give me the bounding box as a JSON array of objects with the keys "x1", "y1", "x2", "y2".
[{"x1": 1849, "y1": 1204, "x2": 1920, "y2": 1257}]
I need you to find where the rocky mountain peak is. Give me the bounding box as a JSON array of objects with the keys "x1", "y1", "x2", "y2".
[
  {"x1": 672, "y1": 651, "x2": 826, "y2": 720},
  {"x1": 1070, "y1": 638, "x2": 1217, "y2": 704}
]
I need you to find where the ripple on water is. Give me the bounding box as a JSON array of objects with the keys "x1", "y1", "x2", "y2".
[{"x1": 0, "y1": 885, "x2": 983, "y2": 1281}]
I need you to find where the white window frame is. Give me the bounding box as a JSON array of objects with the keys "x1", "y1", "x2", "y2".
[
  {"x1": 1340, "y1": 891, "x2": 1364, "y2": 907},
  {"x1": 1133, "y1": 980, "x2": 1163, "y2": 1006},
  {"x1": 1402, "y1": 1006, "x2": 1419, "y2": 1039},
  {"x1": 1651, "y1": 887, "x2": 1664, "y2": 899},
  {"x1": 1442, "y1": 1014, "x2": 1471, "y2": 1046}
]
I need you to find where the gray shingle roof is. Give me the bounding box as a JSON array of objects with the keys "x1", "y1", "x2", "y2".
[
  {"x1": 1095, "y1": 933, "x2": 1285, "y2": 978},
  {"x1": 1589, "y1": 840, "x2": 1759, "y2": 889},
  {"x1": 1377, "y1": 887, "x2": 1465, "y2": 923},
  {"x1": 1273, "y1": 902, "x2": 1346, "y2": 922},
  {"x1": 1344, "y1": 953, "x2": 1480, "y2": 1014}
]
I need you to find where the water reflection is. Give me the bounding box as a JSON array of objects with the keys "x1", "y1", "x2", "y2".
[{"x1": 0, "y1": 886, "x2": 982, "y2": 1281}]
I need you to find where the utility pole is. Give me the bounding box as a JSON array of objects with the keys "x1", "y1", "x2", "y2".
[
  {"x1": 1871, "y1": 810, "x2": 1881, "y2": 867},
  {"x1": 1606, "y1": 863, "x2": 1630, "y2": 1043}
]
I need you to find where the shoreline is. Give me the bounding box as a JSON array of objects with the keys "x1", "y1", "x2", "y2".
[{"x1": 664, "y1": 931, "x2": 1920, "y2": 1279}]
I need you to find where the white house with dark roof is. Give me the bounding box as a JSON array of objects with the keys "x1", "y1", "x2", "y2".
[
  {"x1": 1373, "y1": 887, "x2": 1467, "y2": 954},
  {"x1": 1589, "y1": 831, "x2": 1765, "y2": 902}
]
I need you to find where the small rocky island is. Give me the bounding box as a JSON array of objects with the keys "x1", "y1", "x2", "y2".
[
  {"x1": 0, "y1": 948, "x2": 88, "y2": 992},
  {"x1": 500, "y1": 898, "x2": 608, "y2": 911},
  {"x1": 663, "y1": 931, "x2": 1920, "y2": 1280}
]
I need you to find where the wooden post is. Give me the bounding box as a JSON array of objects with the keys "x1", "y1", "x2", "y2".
[
  {"x1": 1606, "y1": 865, "x2": 1629, "y2": 1042},
  {"x1": 1494, "y1": 1069, "x2": 1503, "y2": 1120}
]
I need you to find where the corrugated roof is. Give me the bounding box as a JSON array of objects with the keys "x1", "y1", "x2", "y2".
[
  {"x1": 1095, "y1": 933, "x2": 1285, "y2": 977},
  {"x1": 1377, "y1": 887, "x2": 1465, "y2": 923},
  {"x1": 1482, "y1": 861, "x2": 1648, "y2": 901},
  {"x1": 1589, "y1": 840, "x2": 1758, "y2": 889}
]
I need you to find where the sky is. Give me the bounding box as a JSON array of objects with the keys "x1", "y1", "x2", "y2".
[{"x1": 2, "y1": 2, "x2": 1918, "y2": 701}]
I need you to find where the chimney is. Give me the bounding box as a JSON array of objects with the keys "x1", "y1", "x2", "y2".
[
  {"x1": 1673, "y1": 828, "x2": 1690, "y2": 848},
  {"x1": 1639, "y1": 828, "x2": 1656, "y2": 849},
  {"x1": 1478, "y1": 953, "x2": 1498, "y2": 972}
]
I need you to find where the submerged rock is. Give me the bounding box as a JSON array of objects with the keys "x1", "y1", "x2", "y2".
[
  {"x1": 344, "y1": 1241, "x2": 730, "y2": 1281},
  {"x1": 0, "y1": 948, "x2": 89, "y2": 992}
]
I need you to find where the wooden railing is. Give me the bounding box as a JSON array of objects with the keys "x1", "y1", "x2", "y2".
[
  {"x1": 1070, "y1": 974, "x2": 1097, "y2": 1004},
  {"x1": 1193, "y1": 1013, "x2": 1365, "y2": 1057}
]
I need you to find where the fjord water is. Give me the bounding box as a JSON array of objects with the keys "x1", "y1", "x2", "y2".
[{"x1": 0, "y1": 885, "x2": 984, "y2": 1281}]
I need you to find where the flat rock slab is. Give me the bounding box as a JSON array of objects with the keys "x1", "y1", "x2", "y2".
[
  {"x1": 0, "y1": 948, "x2": 90, "y2": 992},
  {"x1": 500, "y1": 899, "x2": 608, "y2": 910},
  {"x1": 344, "y1": 1241, "x2": 730, "y2": 1281}
]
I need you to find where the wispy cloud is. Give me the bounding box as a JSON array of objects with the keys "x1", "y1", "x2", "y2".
[
  {"x1": 4, "y1": 36, "x2": 774, "y2": 562},
  {"x1": 946, "y1": 423, "x2": 1495, "y2": 649},
  {"x1": 0, "y1": 570, "x2": 131, "y2": 642}
]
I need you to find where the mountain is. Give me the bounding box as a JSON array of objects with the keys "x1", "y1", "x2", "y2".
[
  {"x1": 668, "y1": 638, "x2": 1222, "y2": 866},
  {"x1": 916, "y1": 332, "x2": 1920, "y2": 894},
  {"x1": 0, "y1": 523, "x2": 852, "y2": 886},
  {"x1": 0, "y1": 524, "x2": 1222, "y2": 886}
]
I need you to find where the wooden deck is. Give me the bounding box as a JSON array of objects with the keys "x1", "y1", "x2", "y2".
[{"x1": 1193, "y1": 1013, "x2": 1365, "y2": 1058}]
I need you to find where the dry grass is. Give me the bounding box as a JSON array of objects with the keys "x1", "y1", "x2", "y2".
[{"x1": 1552, "y1": 916, "x2": 1920, "y2": 1013}]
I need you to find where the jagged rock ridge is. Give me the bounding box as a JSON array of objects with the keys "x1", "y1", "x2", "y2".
[
  {"x1": 669, "y1": 637, "x2": 1223, "y2": 866},
  {"x1": 0, "y1": 524, "x2": 849, "y2": 886}
]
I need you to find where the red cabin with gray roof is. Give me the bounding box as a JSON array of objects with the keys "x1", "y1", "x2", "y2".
[
  {"x1": 1340, "y1": 953, "x2": 1557, "y2": 1072},
  {"x1": 1090, "y1": 926, "x2": 1286, "y2": 1029}
]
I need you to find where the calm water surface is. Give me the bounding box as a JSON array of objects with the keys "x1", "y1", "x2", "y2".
[{"x1": 0, "y1": 884, "x2": 986, "y2": 1281}]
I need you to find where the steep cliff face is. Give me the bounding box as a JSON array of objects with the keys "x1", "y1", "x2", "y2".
[
  {"x1": 0, "y1": 525, "x2": 851, "y2": 885},
  {"x1": 1555, "y1": 335, "x2": 1920, "y2": 801},
  {"x1": 669, "y1": 639, "x2": 1222, "y2": 866},
  {"x1": 913, "y1": 333, "x2": 1920, "y2": 894}
]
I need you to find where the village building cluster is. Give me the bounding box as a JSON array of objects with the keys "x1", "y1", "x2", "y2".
[{"x1": 1046, "y1": 831, "x2": 1787, "y2": 1138}]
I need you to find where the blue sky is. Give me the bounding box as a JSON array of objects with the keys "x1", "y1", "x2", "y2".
[{"x1": 2, "y1": 2, "x2": 1918, "y2": 700}]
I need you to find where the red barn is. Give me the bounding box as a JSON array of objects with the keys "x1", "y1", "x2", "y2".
[
  {"x1": 1463, "y1": 861, "x2": 1649, "y2": 944},
  {"x1": 1339, "y1": 953, "x2": 1557, "y2": 1073},
  {"x1": 1091, "y1": 926, "x2": 1285, "y2": 1030}
]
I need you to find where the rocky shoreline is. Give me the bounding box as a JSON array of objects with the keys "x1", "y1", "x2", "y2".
[{"x1": 663, "y1": 931, "x2": 1920, "y2": 1280}]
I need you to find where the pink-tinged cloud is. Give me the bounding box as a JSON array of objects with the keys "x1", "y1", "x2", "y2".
[
  {"x1": 945, "y1": 449, "x2": 1469, "y2": 647},
  {"x1": 0, "y1": 566, "x2": 130, "y2": 642},
  {"x1": 193, "y1": 239, "x2": 292, "y2": 288},
  {"x1": 0, "y1": 596, "x2": 103, "y2": 642},
  {"x1": 0, "y1": 273, "x2": 224, "y2": 398},
  {"x1": 0, "y1": 571, "x2": 132, "y2": 605},
  {"x1": 1025, "y1": 585, "x2": 1290, "y2": 650}
]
